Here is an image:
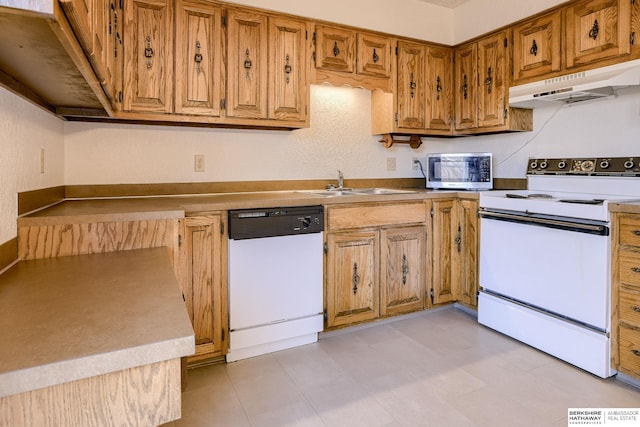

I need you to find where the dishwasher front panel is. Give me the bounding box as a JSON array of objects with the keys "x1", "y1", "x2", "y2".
[{"x1": 228, "y1": 232, "x2": 323, "y2": 331}]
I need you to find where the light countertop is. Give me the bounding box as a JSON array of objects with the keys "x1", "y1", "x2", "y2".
[{"x1": 0, "y1": 248, "x2": 195, "y2": 398}]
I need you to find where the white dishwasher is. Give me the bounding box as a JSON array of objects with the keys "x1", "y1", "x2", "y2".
[{"x1": 226, "y1": 206, "x2": 324, "y2": 362}]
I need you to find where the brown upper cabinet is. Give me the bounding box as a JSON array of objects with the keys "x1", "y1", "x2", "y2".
[
  {"x1": 565, "y1": 0, "x2": 631, "y2": 69},
  {"x1": 454, "y1": 31, "x2": 531, "y2": 134},
  {"x1": 312, "y1": 24, "x2": 392, "y2": 91},
  {"x1": 371, "y1": 41, "x2": 454, "y2": 137},
  {"x1": 174, "y1": 0, "x2": 223, "y2": 117},
  {"x1": 512, "y1": 10, "x2": 562, "y2": 83}
]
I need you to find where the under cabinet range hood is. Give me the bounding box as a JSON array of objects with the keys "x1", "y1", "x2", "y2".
[{"x1": 509, "y1": 59, "x2": 640, "y2": 108}]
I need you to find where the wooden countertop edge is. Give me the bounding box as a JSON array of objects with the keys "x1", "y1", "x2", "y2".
[{"x1": 609, "y1": 202, "x2": 640, "y2": 214}]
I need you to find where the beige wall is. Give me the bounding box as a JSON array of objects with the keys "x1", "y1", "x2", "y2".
[{"x1": 0, "y1": 88, "x2": 64, "y2": 244}]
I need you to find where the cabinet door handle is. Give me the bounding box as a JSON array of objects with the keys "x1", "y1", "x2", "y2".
[
  {"x1": 589, "y1": 19, "x2": 599, "y2": 40},
  {"x1": 436, "y1": 75, "x2": 442, "y2": 100},
  {"x1": 333, "y1": 41, "x2": 340, "y2": 57},
  {"x1": 632, "y1": 349, "x2": 640, "y2": 357},
  {"x1": 455, "y1": 226, "x2": 462, "y2": 253},
  {"x1": 144, "y1": 35, "x2": 154, "y2": 69},
  {"x1": 194, "y1": 41, "x2": 203, "y2": 74},
  {"x1": 244, "y1": 48, "x2": 252, "y2": 79},
  {"x1": 632, "y1": 306, "x2": 640, "y2": 313},
  {"x1": 402, "y1": 254, "x2": 409, "y2": 285},
  {"x1": 461, "y1": 74, "x2": 468, "y2": 100},
  {"x1": 410, "y1": 72, "x2": 417, "y2": 98},
  {"x1": 352, "y1": 262, "x2": 360, "y2": 294},
  {"x1": 284, "y1": 54, "x2": 292, "y2": 84},
  {"x1": 484, "y1": 67, "x2": 493, "y2": 94},
  {"x1": 631, "y1": 267, "x2": 640, "y2": 273},
  {"x1": 530, "y1": 39, "x2": 538, "y2": 56}
]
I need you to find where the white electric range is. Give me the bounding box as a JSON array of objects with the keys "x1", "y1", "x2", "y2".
[{"x1": 478, "y1": 157, "x2": 640, "y2": 378}]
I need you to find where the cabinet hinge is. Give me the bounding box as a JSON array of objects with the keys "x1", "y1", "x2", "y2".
[
  {"x1": 430, "y1": 208, "x2": 434, "y2": 217},
  {"x1": 118, "y1": 91, "x2": 123, "y2": 103},
  {"x1": 305, "y1": 30, "x2": 308, "y2": 40},
  {"x1": 222, "y1": 328, "x2": 226, "y2": 341},
  {"x1": 323, "y1": 242, "x2": 328, "y2": 254},
  {"x1": 312, "y1": 51, "x2": 316, "y2": 62},
  {"x1": 430, "y1": 288, "x2": 434, "y2": 302},
  {"x1": 119, "y1": 0, "x2": 122, "y2": 10},
  {"x1": 632, "y1": 31, "x2": 636, "y2": 46},
  {"x1": 395, "y1": 46, "x2": 398, "y2": 55},
  {"x1": 504, "y1": 38, "x2": 508, "y2": 48},
  {"x1": 633, "y1": 0, "x2": 636, "y2": 5},
  {"x1": 220, "y1": 98, "x2": 226, "y2": 110},
  {"x1": 504, "y1": 108, "x2": 508, "y2": 119},
  {"x1": 323, "y1": 309, "x2": 328, "y2": 320},
  {"x1": 312, "y1": 32, "x2": 316, "y2": 45},
  {"x1": 178, "y1": 234, "x2": 182, "y2": 247},
  {"x1": 394, "y1": 112, "x2": 399, "y2": 124},
  {"x1": 221, "y1": 222, "x2": 225, "y2": 235},
  {"x1": 222, "y1": 13, "x2": 227, "y2": 27},
  {"x1": 181, "y1": 293, "x2": 186, "y2": 302}
]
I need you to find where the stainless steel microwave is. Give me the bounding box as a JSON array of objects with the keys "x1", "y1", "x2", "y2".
[{"x1": 426, "y1": 153, "x2": 493, "y2": 190}]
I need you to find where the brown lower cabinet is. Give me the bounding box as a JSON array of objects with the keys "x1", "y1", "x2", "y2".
[
  {"x1": 612, "y1": 213, "x2": 640, "y2": 380},
  {"x1": 177, "y1": 214, "x2": 228, "y2": 364},
  {"x1": 429, "y1": 198, "x2": 478, "y2": 308},
  {"x1": 324, "y1": 202, "x2": 428, "y2": 329}
]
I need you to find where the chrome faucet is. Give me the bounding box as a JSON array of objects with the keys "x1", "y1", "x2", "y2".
[{"x1": 337, "y1": 170, "x2": 344, "y2": 189}]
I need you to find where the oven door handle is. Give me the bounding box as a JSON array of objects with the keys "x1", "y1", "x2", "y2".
[{"x1": 479, "y1": 210, "x2": 609, "y2": 236}]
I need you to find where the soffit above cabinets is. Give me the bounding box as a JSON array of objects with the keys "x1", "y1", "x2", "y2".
[{"x1": 414, "y1": 0, "x2": 471, "y2": 9}]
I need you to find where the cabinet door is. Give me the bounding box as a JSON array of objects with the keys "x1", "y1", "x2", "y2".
[
  {"x1": 103, "y1": 0, "x2": 123, "y2": 108},
  {"x1": 565, "y1": 0, "x2": 631, "y2": 68},
  {"x1": 426, "y1": 45, "x2": 453, "y2": 131},
  {"x1": 477, "y1": 32, "x2": 507, "y2": 128},
  {"x1": 357, "y1": 32, "x2": 392, "y2": 78},
  {"x1": 380, "y1": 226, "x2": 426, "y2": 316},
  {"x1": 60, "y1": 0, "x2": 94, "y2": 55},
  {"x1": 431, "y1": 199, "x2": 456, "y2": 304},
  {"x1": 179, "y1": 215, "x2": 228, "y2": 360},
  {"x1": 457, "y1": 199, "x2": 478, "y2": 308},
  {"x1": 226, "y1": 10, "x2": 268, "y2": 119},
  {"x1": 326, "y1": 231, "x2": 379, "y2": 328},
  {"x1": 314, "y1": 25, "x2": 355, "y2": 73},
  {"x1": 512, "y1": 11, "x2": 562, "y2": 82},
  {"x1": 268, "y1": 17, "x2": 308, "y2": 121},
  {"x1": 174, "y1": 0, "x2": 222, "y2": 116},
  {"x1": 122, "y1": 0, "x2": 173, "y2": 113},
  {"x1": 397, "y1": 41, "x2": 426, "y2": 129},
  {"x1": 454, "y1": 43, "x2": 477, "y2": 131}
]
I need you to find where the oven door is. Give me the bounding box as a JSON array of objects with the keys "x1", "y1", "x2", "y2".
[{"x1": 479, "y1": 210, "x2": 610, "y2": 331}]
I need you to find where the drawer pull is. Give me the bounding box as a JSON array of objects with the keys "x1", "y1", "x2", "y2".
[
  {"x1": 633, "y1": 230, "x2": 640, "y2": 236},
  {"x1": 632, "y1": 349, "x2": 640, "y2": 357},
  {"x1": 632, "y1": 306, "x2": 640, "y2": 313}
]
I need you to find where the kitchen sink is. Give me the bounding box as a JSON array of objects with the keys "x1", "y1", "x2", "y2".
[{"x1": 298, "y1": 188, "x2": 417, "y2": 197}]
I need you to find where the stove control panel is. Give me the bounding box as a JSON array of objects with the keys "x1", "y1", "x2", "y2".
[{"x1": 527, "y1": 157, "x2": 640, "y2": 176}]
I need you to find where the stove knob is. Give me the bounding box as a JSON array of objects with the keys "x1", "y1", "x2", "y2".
[
  {"x1": 301, "y1": 217, "x2": 312, "y2": 228},
  {"x1": 599, "y1": 160, "x2": 610, "y2": 169},
  {"x1": 625, "y1": 160, "x2": 635, "y2": 169},
  {"x1": 557, "y1": 161, "x2": 566, "y2": 169},
  {"x1": 539, "y1": 161, "x2": 548, "y2": 169},
  {"x1": 530, "y1": 161, "x2": 538, "y2": 169}
]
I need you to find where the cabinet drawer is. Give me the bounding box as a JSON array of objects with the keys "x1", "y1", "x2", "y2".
[
  {"x1": 619, "y1": 326, "x2": 640, "y2": 376},
  {"x1": 619, "y1": 215, "x2": 640, "y2": 247},
  {"x1": 619, "y1": 251, "x2": 640, "y2": 288},
  {"x1": 620, "y1": 286, "x2": 640, "y2": 326},
  {"x1": 327, "y1": 203, "x2": 427, "y2": 231}
]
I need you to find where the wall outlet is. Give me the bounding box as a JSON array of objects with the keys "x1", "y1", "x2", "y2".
[
  {"x1": 40, "y1": 148, "x2": 45, "y2": 174},
  {"x1": 386, "y1": 157, "x2": 396, "y2": 172},
  {"x1": 194, "y1": 154, "x2": 205, "y2": 172},
  {"x1": 412, "y1": 157, "x2": 420, "y2": 170}
]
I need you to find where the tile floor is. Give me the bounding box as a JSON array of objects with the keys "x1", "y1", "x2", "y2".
[{"x1": 167, "y1": 307, "x2": 640, "y2": 427}]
